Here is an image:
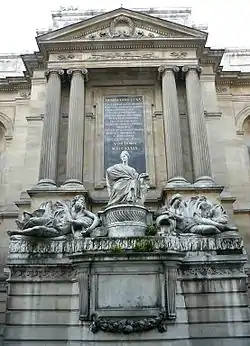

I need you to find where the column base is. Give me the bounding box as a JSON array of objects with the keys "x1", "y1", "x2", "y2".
[
  {"x1": 166, "y1": 176, "x2": 191, "y2": 187},
  {"x1": 60, "y1": 179, "x2": 86, "y2": 190},
  {"x1": 36, "y1": 179, "x2": 57, "y2": 189},
  {"x1": 194, "y1": 176, "x2": 215, "y2": 187}
]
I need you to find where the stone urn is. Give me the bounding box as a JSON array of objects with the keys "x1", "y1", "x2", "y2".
[{"x1": 101, "y1": 204, "x2": 148, "y2": 237}]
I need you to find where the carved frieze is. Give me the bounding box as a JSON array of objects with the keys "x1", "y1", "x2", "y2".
[
  {"x1": 57, "y1": 54, "x2": 75, "y2": 60},
  {"x1": 179, "y1": 266, "x2": 246, "y2": 279},
  {"x1": 8, "y1": 234, "x2": 244, "y2": 255},
  {"x1": 170, "y1": 51, "x2": 188, "y2": 58},
  {"x1": 9, "y1": 266, "x2": 77, "y2": 281},
  {"x1": 216, "y1": 86, "x2": 230, "y2": 94},
  {"x1": 86, "y1": 51, "x2": 158, "y2": 60}
]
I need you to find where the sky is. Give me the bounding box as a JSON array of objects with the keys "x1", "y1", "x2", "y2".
[{"x1": 1, "y1": 0, "x2": 250, "y2": 53}]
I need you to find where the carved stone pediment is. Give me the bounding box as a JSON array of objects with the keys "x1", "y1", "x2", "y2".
[{"x1": 37, "y1": 8, "x2": 207, "y2": 45}]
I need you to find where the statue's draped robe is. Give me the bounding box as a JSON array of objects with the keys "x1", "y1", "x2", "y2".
[{"x1": 106, "y1": 163, "x2": 139, "y2": 205}]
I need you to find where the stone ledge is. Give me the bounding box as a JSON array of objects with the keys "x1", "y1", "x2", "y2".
[{"x1": 8, "y1": 234, "x2": 244, "y2": 256}]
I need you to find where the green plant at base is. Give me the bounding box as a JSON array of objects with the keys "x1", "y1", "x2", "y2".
[
  {"x1": 110, "y1": 245, "x2": 124, "y2": 254},
  {"x1": 134, "y1": 239, "x2": 154, "y2": 252},
  {"x1": 145, "y1": 225, "x2": 158, "y2": 236}
]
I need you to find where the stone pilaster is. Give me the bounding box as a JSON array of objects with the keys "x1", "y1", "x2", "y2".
[
  {"x1": 38, "y1": 69, "x2": 64, "y2": 187},
  {"x1": 158, "y1": 65, "x2": 189, "y2": 186},
  {"x1": 182, "y1": 65, "x2": 214, "y2": 186},
  {"x1": 62, "y1": 69, "x2": 88, "y2": 188}
]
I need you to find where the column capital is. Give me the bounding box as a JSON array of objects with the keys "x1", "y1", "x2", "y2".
[
  {"x1": 158, "y1": 65, "x2": 179, "y2": 80},
  {"x1": 45, "y1": 69, "x2": 64, "y2": 80},
  {"x1": 67, "y1": 68, "x2": 88, "y2": 81},
  {"x1": 182, "y1": 65, "x2": 202, "y2": 75}
]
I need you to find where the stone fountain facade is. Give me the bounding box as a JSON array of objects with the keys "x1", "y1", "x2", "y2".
[
  {"x1": 0, "y1": 6, "x2": 250, "y2": 345},
  {"x1": 5, "y1": 151, "x2": 250, "y2": 344}
]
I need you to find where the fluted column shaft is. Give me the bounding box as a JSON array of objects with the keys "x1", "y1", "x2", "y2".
[
  {"x1": 38, "y1": 69, "x2": 63, "y2": 186},
  {"x1": 183, "y1": 66, "x2": 213, "y2": 185},
  {"x1": 63, "y1": 69, "x2": 88, "y2": 187},
  {"x1": 159, "y1": 66, "x2": 188, "y2": 185}
]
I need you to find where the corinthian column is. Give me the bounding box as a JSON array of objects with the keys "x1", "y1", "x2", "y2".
[
  {"x1": 158, "y1": 65, "x2": 189, "y2": 186},
  {"x1": 182, "y1": 65, "x2": 214, "y2": 186},
  {"x1": 38, "y1": 69, "x2": 64, "y2": 187},
  {"x1": 62, "y1": 68, "x2": 88, "y2": 188}
]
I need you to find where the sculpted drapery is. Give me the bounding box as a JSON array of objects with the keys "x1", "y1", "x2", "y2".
[{"x1": 106, "y1": 151, "x2": 149, "y2": 206}]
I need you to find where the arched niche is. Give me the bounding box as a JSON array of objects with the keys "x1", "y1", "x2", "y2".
[
  {"x1": 242, "y1": 116, "x2": 250, "y2": 147},
  {"x1": 235, "y1": 105, "x2": 250, "y2": 135}
]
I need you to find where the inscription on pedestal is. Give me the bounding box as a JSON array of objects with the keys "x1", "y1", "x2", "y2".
[{"x1": 104, "y1": 96, "x2": 146, "y2": 173}]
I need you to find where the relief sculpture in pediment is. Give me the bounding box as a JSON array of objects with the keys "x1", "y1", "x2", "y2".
[{"x1": 84, "y1": 15, "x2": 177, "y2": 40}]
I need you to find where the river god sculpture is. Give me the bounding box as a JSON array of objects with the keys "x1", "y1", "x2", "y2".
[
  {"x1": 156, "y1": 194, "x2": 237, "y2": 236},
  {"x1": 8, "y1": 195, "x2": 102, "y2": 238}
]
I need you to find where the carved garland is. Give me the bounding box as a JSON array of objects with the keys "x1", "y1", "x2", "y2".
[{"x1": 90, "y1": 313, "x2": 167, "y2": 334}]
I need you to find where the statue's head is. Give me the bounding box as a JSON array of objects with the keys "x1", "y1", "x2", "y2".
[
  {"x1": 198, "y1": 199, "x2": 212, "y2": 217},
  {"x1": 120, "y1": 151, "x2": 130, "y2": 163},
  {"x1": 72, "y1": 195, "x2": 86, "y2": 211},
  {"x1": 169, "y1": 194, "x2": 183, "y2": 208}
]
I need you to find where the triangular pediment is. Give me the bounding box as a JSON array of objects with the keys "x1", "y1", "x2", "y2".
[{"x1": 37, "y1": 8, "x2": 207, "y2": 44}]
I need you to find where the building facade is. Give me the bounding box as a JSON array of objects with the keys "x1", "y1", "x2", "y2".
[{"x1": 0, "y1": 7, "x2": 250, "y2": 343}]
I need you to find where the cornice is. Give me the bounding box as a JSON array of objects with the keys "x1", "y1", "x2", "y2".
[
  {"x1": 37, "y1": 7, "x2": 207, "y2": 42},
  {"x1": 0, "y1": 76, "x2": 30, "y2": 92},
  {"x1": 39, "y1": 38, "x2": 204, "y2": 53},
  {"x1": 21, "y1": 52, "x2": 46, "y2": 77},
  {"x1": 199, "y1": 47, "x2": 224, "y2": 73},
  {"x1": 216, "y1": 70, "x2": 250, "y2": 86}
]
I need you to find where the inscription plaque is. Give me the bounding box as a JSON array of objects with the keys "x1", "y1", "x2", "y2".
[{"x1": 104, "y1": 96, "x2": 146, "y2": 173}]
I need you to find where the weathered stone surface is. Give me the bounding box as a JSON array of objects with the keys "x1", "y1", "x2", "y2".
[
  {"x1": 8, "y1": 234, "x2": 244, "y2": 256},
  {"x1": 157, "y1": 194, "x2": 238, "y2": 236}
]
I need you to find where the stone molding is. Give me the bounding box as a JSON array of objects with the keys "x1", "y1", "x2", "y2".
[
  {"x1": 179, "y1": 266, "x2": 246, "y2": 279},
  {"x1": 8, "y1": 234, "x2": 244, "y2": 255},
  {"x1": 9, "y1": 266, "x2": 77, "y2": 281},
  {"x1": 0, "y1": 111, "x2": 13, "y2": 140},
  {"x1": 235, "y1": 105, "x2": 250, "y2": 134}
]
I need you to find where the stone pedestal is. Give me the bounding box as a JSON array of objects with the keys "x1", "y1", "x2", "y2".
[
  {"x1": 101, "y1": 204, "x2": 149, "y2": 237},
  {"x1": 5, "y1": 234, "x2": 250, "y2": 345}
]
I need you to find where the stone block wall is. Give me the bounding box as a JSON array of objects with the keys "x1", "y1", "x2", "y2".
[
  {"x1": 3, "y1": 235, "x2": 250, "y2": 345},
  {"x1": 4, "y1": 267, "x2": 250, "y2": 345}
]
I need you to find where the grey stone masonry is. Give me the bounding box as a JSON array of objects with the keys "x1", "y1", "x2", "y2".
[
  {"x1": 159, "y1": 66, "x2": 189, "y2": 186},
  {"x1": 63, "y1": 69, "x2": 88, "y2": 188},
  {"x1": 38, "y1": 69, "x2": 64, "y2": 187},
  {"x1": 4, "y1": 233, "x2": 250, "y2": 345},
  {"x1": 183, "y1": 65, "x2": 213, "y2": 186}
]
